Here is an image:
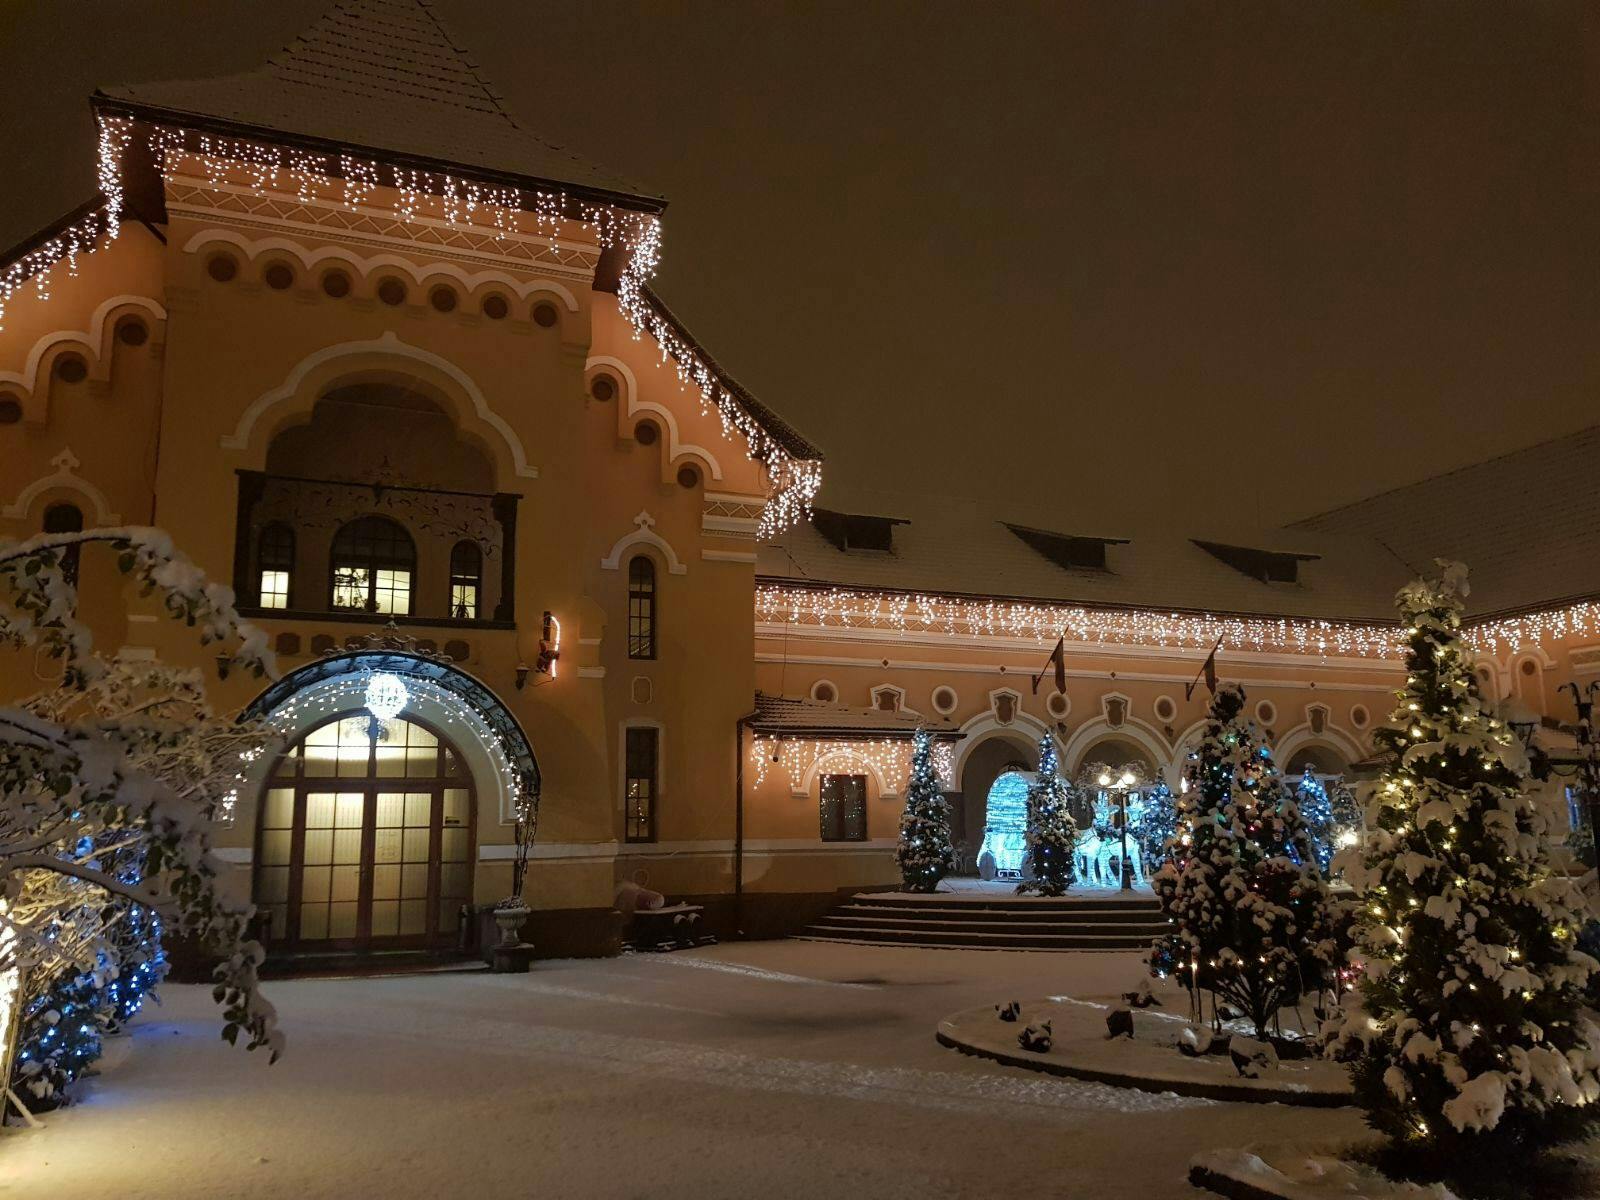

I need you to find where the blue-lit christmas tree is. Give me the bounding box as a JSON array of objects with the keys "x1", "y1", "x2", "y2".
[
  {"x1": 1018, "y1": 736, "x2": 1078, "y2": 896},
  {"x1": 895, "y1": 729, "x2": 954, "y2": 893},
  {"x1": 1139, "y1": 779, "x2": 1178, "y2": 868},
  {"x1": 1293, "y1": 765, "x2": 1336, "y2": 870}
]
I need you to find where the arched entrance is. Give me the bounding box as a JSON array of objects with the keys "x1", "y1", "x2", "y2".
[
  {"x1": 954, "y1": 733, "x2": 1037, "y2": 872},
  {"x1": 242, "y1": 632, "x2": 540, "y2": 953},
  {"x1": 254, "y1": 711, "x2": 475, "y2": 949}
]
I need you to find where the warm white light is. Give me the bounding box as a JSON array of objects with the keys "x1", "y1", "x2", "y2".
[
  {"x1": 1098, "y1": 772, "x2": 1111, "y2": 786},
  {"x1": 364, "y1": 673, "x2": 408, "y2": 722},
  {"x1": 1120, "y1": 771, "x2": 1136, "y2": 787}
]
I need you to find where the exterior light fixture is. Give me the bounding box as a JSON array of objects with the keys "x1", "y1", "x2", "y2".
[{"x1": 364, "y1": 672, "x2": 408, "y2": 723}]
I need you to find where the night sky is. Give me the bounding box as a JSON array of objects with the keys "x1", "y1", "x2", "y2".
[{"x1": 3, "y1": 2, "x2": 1594, "y2": 532}]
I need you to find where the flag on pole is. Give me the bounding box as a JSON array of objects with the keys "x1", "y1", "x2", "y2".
[
  {"x1": 1032, "y1": 635, "x2": 1067, "y2": 696},
  {"x1": 1185, "y1": 638, "x2": 1222, "y2": 701}
]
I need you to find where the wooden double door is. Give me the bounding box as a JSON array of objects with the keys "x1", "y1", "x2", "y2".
[{"x1": 254, "y1": 712, "x2": 475, "y2": 951}]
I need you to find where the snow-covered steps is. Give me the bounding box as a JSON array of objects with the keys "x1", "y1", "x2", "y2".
[{"x1": 796, "y1": 890, "x2": 1169, "y2": 952}]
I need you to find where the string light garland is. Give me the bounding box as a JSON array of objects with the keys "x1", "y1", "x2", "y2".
[
  {"x1": 0, "y1": 116, "x2": 820, "y2": 533},
  {"x1": 756, "y1": 582, "x2": 1406, "y2": 658},
  {"x1": 748, "y1": 733, "x2": 953, "y2": 794}
]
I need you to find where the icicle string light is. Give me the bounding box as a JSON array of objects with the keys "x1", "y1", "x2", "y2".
[
  {"x1": 756, "y1": 582, "x2": 1406, "y2": 658},
  {"x1": 748, "y1": 733, "x2": 954, "y2": 794},
  {"x1": 757, "y1": 583, "x2": 1600, "y2": 658},
  {"x1": 0, "y1": 120, "x2": 820, "y2": 533}
]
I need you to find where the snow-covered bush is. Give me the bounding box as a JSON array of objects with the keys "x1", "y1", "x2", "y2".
[
  {"x1": 895, "y1": 729, "x2": 954, "y2": 893},
  {"x1": 1151, "y1": 683, "x2": 1333, "y2": 1038},
  {"x1": 1017, "y1": 735, "x2": 1077, "y2": 896},
  {"x1": 1325, "y1": 561, "x2": 1600, "y2": 1181},
  {"x1": 1, "y1": 527, "x2": 284, "y2": 1096}
]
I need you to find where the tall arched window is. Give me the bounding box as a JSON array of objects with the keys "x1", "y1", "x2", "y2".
[
  {"x1": 449, "y1": 540, "x2": 482, "y2": 620},
  {"x1": 42, "y1": 502, "x2": 84, "y2": 587},
  {"x1": 257, "y1": 522, "x2": 295, "y2": 609},
  {"x1": 330, "y1": 515, "x2": 415, "y2": 615},
  {"x1": 627, "y1": 555, "x2": 656, "y2": 659}
]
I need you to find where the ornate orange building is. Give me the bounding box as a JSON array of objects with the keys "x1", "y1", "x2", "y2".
[{"x1": 3, "y1": 1, "x2": 1595, "y2": 960}]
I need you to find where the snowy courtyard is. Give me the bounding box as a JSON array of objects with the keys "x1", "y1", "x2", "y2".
[{"x1": 2, "y1": 942, "x2": 1367, "y2": 1200}]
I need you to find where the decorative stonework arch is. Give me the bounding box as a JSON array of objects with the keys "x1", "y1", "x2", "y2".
[
  {"x1": 0, "y1": 294, "x2": 167, "y2": 402},
  {"x1": 1061, "y1": 715, "x2": 1171, "y2": 783},
  {"x1": 219, "y1": 331, "x2": 538, "y2": 478},
  {"x1": 599, "y1": 512, "x2": 688, "y2": 575},
  {"x1": 952, "y1": 708, "x2": 1051, "y2": 783},
  {"x1": 2, "y1": 447, "x2": 122, "y2": 524},
  {"x1": 181, "y1": 229, "x2": 581, "y2": 311},
  {"x1": 1274, "y1": 723, "x2": 1365, "y2": 775},
  {"x1": 795, "y1": 747, "x2": 895, "y2": 801},
  {"x1": 587, "y1": 353, "x2": 727, "y2": 483}
]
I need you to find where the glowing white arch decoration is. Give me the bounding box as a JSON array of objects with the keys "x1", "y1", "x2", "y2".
[
  {"x1": 1062, "y1": 715, "x2": 1173, "y2": 784},
  {"x1": 599, "y1": 511, "x2": 688, "y2": 575},
  {"x1": 2, "y1": 447, "x2": 121, "y2": 524},
  {"x1": 180, "y1": 229, "x2": 581, "y2": 311},
  {"x1": 219, "y1": 331, "x2": 538, "y2": 478},
  {"x1": 0, "y1": 294, "x2": 167, "y2": 396},
  {"x1": 587, "y1": 353, "x2": 726, "y2": 482}
]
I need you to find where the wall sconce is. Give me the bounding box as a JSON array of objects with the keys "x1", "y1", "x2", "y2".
[
  {"x1": 514, "y1": 663, "x2": 530, "y2": 690},
  {"x1": 535, "y1": 611, "x2": 561, "y2": 678}
]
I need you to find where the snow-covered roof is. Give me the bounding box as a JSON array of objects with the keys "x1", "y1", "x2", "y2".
[
  {"x1": 95, "y1": 0, "x2": 661, "y2": 209},
  {"x1": 748, "y1": 693, "x2": 963, "y2": 741}
]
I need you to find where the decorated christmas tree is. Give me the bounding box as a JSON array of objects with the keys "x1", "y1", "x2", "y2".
[
  {"x1": 1326, "y1": 562, "x2": 1600, "y2": 1182},
  {"x1": 1018, "y1": 735, "x2": 1078, "y2": 896},
  {"x1": 1139, "y1": 779, "x2": 1179, "y2": 869},
  {"x1": 1151, "y1": 682, "x2": 1331, "y2": 1037},
  {"x1": 895, "y1": 729, "x2": 954, "y2": 893},
  {"x1": 1294, "y1": 766, "x2": 1336, "y2": 871}
]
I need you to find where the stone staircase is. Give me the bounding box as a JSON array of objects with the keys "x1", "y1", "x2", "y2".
[{"x1": 796, "y1": 890, "x2": 1168, "y2": 952}]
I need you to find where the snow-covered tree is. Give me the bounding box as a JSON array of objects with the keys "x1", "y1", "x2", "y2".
[
  {"x1": 1018, "y1": 735, "x2": 1077, "y2": 896},
  {"x1": 1, "y1": 527, "x2": 284, "y2": 1088},
  {"x1": 1151, "y1": 683, "x2": 1332, "y2": 1038},
  {"x1": 1326, "y1": 562, "x2": 1600, "y2": 1178},
  {"x1": 895, "y1": 729, "x2": 953, "y2": 893},
  {"x1": 1139, "y1": 779, "x2": 1179, "y2": 870}
]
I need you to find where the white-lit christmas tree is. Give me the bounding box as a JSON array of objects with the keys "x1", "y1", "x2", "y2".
[
  {"x1": 1327, "y1": 562, "x2": 1600, "y2": 1183},
  {"x1": 1018, "y1": 735, "x2": 1078, "y2": 896},
  {"x1": 895, "y1": 729, "x2": 954, "y2": 893},
  {"x1": 1151, "y1": 682, "x2": 1331, "y2": 1037}
]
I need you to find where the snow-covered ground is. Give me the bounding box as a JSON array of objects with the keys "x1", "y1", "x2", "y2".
[{"x1": 1, "y1": 942, "x2": 1367, "y2": 1199}]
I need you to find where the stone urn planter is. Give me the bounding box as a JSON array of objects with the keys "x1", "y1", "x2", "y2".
[{"x1": 490, "y1": 900, "x2": 535, "y2": 973}]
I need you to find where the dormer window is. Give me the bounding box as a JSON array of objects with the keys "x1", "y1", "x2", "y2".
[
  {"x1": 1192, "y1": 540, "x2": 1319, "y2": 584},
  {"x1": 812, "y1": 508, "x2": 907, "y2": 554},
  {"x1": 1004, "y1": 524, "x2": 1126, "y2": 572}
]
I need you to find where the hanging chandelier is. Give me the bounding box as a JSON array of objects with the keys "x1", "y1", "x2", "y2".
[{"x1": 364, "y1": 672, "x2": 408, "y2": 723}]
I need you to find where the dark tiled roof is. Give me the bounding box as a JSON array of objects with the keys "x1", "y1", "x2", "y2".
[
  {"x1": 96, "y1": 0, "x2": 660, "y2": 208},
  {"x1": 1289, "y1": 425, "x2": 1600, "y2": 615},
  {"x1": 748, "y1": 693, "x2": 962, "y2": 740}
]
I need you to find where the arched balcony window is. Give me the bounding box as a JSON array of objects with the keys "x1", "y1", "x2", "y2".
[
  {"x1": 627, "y1": 555, "x2": 656, "y2": 659},
  {"x1": 42, "y1": 502, "x2": 84, "y2": 587},
  {"x1": 449, "y1": 540, "x2": 482, "y2": 620},
  {"x1": 257, "y1": 522, "x2": 295, "y2": 609},
  {"x1": 330, "y1": 516, "x2": 415, "y2": 615}
]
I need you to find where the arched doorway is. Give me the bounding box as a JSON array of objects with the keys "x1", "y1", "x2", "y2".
[
  {"x1": 242, "y1": 632, "x2": 541, "y2": 954},
  {"x1": 954, "y1": 733, "x2": 1036, "y2": 872},
  {"x1": 254, "y1": 711, "x2": 475, "y2": 950}
]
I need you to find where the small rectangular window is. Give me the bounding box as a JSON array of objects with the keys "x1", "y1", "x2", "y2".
[
  {"x1": 450, "y1": 581, "x2": 478, "y2": 620},
  {"x1": 332, "y1": 566, "x2": 370, "y2": 611},
  {"x1": 259, "y1": 570, "x2": 290, "y2": 609},
  {"x1": 625, "y1": 726, "x2": 659, "y2": 843},
  {"x1": 820, "y1": 774, "x2": 867, "y2": 842},
  {"x1": 628, "y1": 557, "x2": 657, "y2": 660},
  {"x1": 372, "y1": 568, "x2": 412, "y2": 615}
]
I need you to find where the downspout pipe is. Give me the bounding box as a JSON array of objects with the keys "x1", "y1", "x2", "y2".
[{"x1": 734, "y1": 713, "x2": 750, "y2": 938}]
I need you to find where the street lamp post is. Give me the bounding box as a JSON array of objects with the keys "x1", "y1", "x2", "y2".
[{"x1": 1097, "y1": 769, "x2": 1140, "y2": 892}]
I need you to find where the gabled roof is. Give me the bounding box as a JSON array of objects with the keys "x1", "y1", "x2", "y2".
[
  {"x1": 748, "y1": 693, "x2": 962, "y2": 741},
  {"x1": 95, "y1": 0, "x2": 661, "y2": 210}
]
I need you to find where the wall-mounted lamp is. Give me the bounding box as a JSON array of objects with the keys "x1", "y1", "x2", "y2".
[
  {"x1": 514, "y1": 663, "x2": 531, "y2": 690},
  {"x1": 535, "y1": 611, "x2": 561, "y2": 679}
]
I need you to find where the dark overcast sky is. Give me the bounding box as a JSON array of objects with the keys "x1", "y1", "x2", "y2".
[{"x1": 3, "y1": 2, "x2": 1595, "y2": 533}]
